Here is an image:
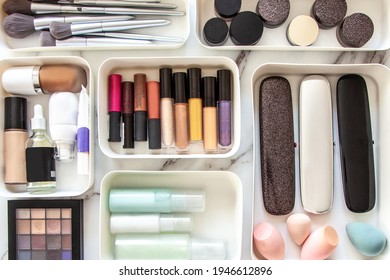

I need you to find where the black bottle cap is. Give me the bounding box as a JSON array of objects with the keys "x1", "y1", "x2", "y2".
[
  {"x1": 134, "y1": 111, "x2": 147, "y2": 142},
  {"x1": 4, "y1": 96, "x2": 27, "y2": 130},
  {"x1": 187, "y1": 68, "x2": 201, "y2": 99},
  {"x1": 108, "y1": 112, "x2": 121, "y2": 142},
  {"x1": 203, "y1": 77, "x2": 216, "y2": 107},
  {"x1": 230, "y1": 11, "x2": 264, "y2": 45},
  {"x1": 148, "y1": 119, "x2": 162, "y2": 150},
  {"x1": 215, "y1": 0, "x2": 242, "y2": 19},
  {"x1": 173, "y1": 72, "x2": 187, "y2": 103},
  {"x1": 159, "y1": 67, "x2": 173, "y2": 99},
  {"x1": 203, "y1": 17, "x2": 229, "y2": 46},
  {"x1": 217, "y1": 70, "x2": 232, "y2": 101}
]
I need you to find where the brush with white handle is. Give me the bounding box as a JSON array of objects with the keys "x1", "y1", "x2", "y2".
[
  {"x1": 49, "y1": 19, "x2": 171, "y2": 39},
  {"x1": 2, "y1": 13, "x2": 134, "y2": 39},
  {"x1": 87, "y1": 31, "x2": 183, "y2": 43},
  {"x1": 39, "y1": 30, "x2": 153, "y2": 46},
  {"x1": 55, "y1": 0, "x2": 177, "y2": 9}
]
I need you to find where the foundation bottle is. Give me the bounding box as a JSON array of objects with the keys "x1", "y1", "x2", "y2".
[
  {"x1": 202, "y1": 77, "x2": 218, "y2": 152},
  {"x1": 4, "y1": 97, "x2": 28, "y2": 185},
  {"x1": 26, "y1": 104, "x2": 56, "y2": 194},
  {"x1": 187, "y1": 68, "x2": 203, "y2": 142},
  {"x1": 2, "y1": 64, "x2": 87, "y2": 95},
  {"x1": 173, "y1": 72, "x2": 189, "y2": 151},
  {"x1": 159, "y1": 67, "x2": 175, "y2": 148}
]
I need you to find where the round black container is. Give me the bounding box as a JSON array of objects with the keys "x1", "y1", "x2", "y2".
[
  {"x1": 203, "y1": 17, "x2": 229, "y2": 46},
  {"x1": 230, "y1": 11, "x2": 264, "y2": 46}
]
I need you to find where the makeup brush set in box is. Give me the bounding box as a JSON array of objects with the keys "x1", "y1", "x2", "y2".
[
  {"x1": 250, "y1": 63, "x2": 390, "y2": 260},
  {"x1": 0, "y1": 0, "x2": 189, "y2": 50},
  {"x1": 0, "y1": 56, "x2": 94, "y2": 198}
]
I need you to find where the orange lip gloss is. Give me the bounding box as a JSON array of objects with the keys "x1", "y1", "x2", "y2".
[{"x1": 147, "y1": 81, "x2": 161, "y2": 149}]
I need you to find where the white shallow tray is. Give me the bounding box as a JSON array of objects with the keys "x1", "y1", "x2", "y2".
[
  {"x1": 0, "y1": 56, "x2": 94, "y2": 198},
  {"x1": 251, "y1": 63, "x2": 390, "y2": 260},
  {"x1": 99, "y1": 170, "x2": 243, "y2": 260},
  {"x1": 196, "y1": 0, "x2": 390, "y2": 51},
  {"x1": 97, "y1": 56, "x2": 240, "y2": 159},
  {"x1": 0, "y1": 0, "x2": 189, "y2": 51}
]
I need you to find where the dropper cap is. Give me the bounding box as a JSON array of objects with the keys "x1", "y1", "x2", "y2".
[
  {"x1": 31, "y1": 104, "x2": 46, "y2": 130},
  {"x1": 170, "y1": 190, "x2": 205, "y2": 212},
  {"x1": 191, "y1": 239, "x2": 226, "y2": 260}
]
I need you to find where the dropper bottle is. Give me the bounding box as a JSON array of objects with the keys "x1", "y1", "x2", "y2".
[{"x1": 26, "y1": 104, "x2": 56, "y2": 194}]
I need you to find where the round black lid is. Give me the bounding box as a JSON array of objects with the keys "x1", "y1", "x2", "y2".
[
  {"x1": 159, "y1": 67, "x2": 173, "y2": 98},
  {"x1": 217, "y1": 69, "x2": 232, "y2": 101},
  {"x1": 4, "y1": 96, "x2": 27, "y2": 130},
  {"x1": 187, "y1": 68, "x2": 201, "y2": 98},
  {"x1": 215, "y1": 0, "x2": 242, "y2": 19},
  {"x1": 203, "y1": 17, "x2": 229, "y2": 46},
  {"x1": 173, "y1": 72, "x2": 187, "y2": 103},
  {"x1": 230, "y1": 11, "x2": 264, "y2": 45}
]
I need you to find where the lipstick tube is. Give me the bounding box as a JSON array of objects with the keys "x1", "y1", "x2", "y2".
[
  {"x1": 217, "y1": 70, "x2": 232, "y2": 147},
  {"x1": 147, "y1": 81, "x2": 161, "y2": 150},
  {"x1": 173, "y1": 72, "x2": 189, "y2": 151},
  {"x1": 187, "y1": 68, "x2": 203, "y2": 142},
  {"x1": 159, "y1": 68, "x2": 175, "y2": 148},
  {"x1": 108, "y1": 74, "x2": 122, "y2": 142},
  {"x1": 202, "y1": 76, "x2": 218, "y2": 152},
  {"x1": 122, "y1": 81, "x2": 134, "y2": 149},
  {"x1": 134, "y1": 73, "x2": 147, "y2": 142}
]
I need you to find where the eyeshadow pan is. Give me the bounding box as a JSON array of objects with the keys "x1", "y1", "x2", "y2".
[
  {"x1": 16, "y1": 219, "x2": 30, "y2": 234},
  {"x1": 62, "y1": 220, "x2": 72, "y2": 234},
  {"x1": 47, "y1": 250, "x2": 62, "y2": 260},
  {"x1": 31, "y1": 235, "x2": 46, "y2": 250},
  {"x1": 17, "y1": 235, "x2": 31, "y2": 250},
  {"x1": 32, "y1": 250, "x2": 46, "y2": 260},
  {"x1": 31, "y1": 220, "x2": 46, "y2": 234},
  {"x1": 46, "y1": 209, "x2": 61, "y2": 219},
  {"x1": 18, "y1": 250, "x2": 31, "y2": 260},
  {"x1": 16, "y1": 209, "x2": 30, "y2": 219},
  {"x1": 47, "y1": 219, "x2": 61, "y2": 234},
  {"x1": 47, "y1": 235, "x2": 62, "y2": 250},
  {"x1": 62, "y1": 250, "x2": 72, "y2": 260},
  {"x1": 31, "y1": 209, "x2": 46, "y2": 219},
  {"x1": 62, "y1": 235, "x2": 72, "y2": 250},
  {"x1": 62, "y1": 208, "x2": 72, "y2": 219}
]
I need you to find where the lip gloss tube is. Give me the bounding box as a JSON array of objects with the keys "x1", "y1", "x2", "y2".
[
  {"x1": 134, "y1": 73, "x2": 147, "y2": 142},
  {"x1": 202, "y1": 76, "x2": 218, "y2": 152},
  {"x1": 159, "y1": 67, "x2": 175, "y2": 148},
  {"x1": 108, "y1": 74, "x2": 122, "y2": 142},
  {"x1": 217, "y1": 69, "x2": 232, "y2": 147},
  {"x1": 173, "y1": 72, "x2": 189, "y2": 151},
  {"x1": 147, "y1": 81, "x2": 161, "y2": 149},
  {"x1": 187, "y1": 68, "x2": 203, "y2": 142},
  {"x1": 122, "y1": 81, "x2": 134, "y2": 149}
]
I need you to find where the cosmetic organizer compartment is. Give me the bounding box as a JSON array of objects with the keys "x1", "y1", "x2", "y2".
[
  {"x1": 0, "y1": 0, "x2": 189, "y2": 51},
  {"x1": 251, "y1": 63, "x2": 390, "y2": 260},
  {"x1": 97, "y1": 56, "x2": 240, "y2": 158},
  {"x1": 99, "y1": 170, "x2": 243, "y2": 260},
  {"x1": 0, "y1": 56, "x2": 94, "y2": 198},
  {"x1": 195, "y1": 0, "x2": 390, "y2": 51}
]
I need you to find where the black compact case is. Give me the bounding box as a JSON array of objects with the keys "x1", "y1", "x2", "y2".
[{"x1": 336, "y1": 74, "x2": 376, "y2": 213}]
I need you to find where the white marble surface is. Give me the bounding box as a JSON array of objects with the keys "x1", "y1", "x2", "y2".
[{"x1": 1, "y1": 0, "x2": 389, "y2": 260}]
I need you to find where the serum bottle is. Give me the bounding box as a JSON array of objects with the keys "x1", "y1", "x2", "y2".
[{"x1": 26, "y1": 104, "x2": 56, "y2": 194}]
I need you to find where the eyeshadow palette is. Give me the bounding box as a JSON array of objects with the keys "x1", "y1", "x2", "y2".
[
  {"x1": 8, "y1": 200, "x2": 83, "y2": 260},
  {"x1": 251, "y1": 63, "x2": 390, "y2": 259}
]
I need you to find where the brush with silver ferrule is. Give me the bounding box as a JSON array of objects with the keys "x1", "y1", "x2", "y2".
[
  {"x1": 3, "y1": 0, "x2": 185, "y2": 16},
  {"x1": 2, "y1": 13, "x2": 134, "y2": 39},
  {"x1": 53, "y1": 0, "x2": 177, "y2": 9},
  {"x1": 87, "y1": 31, "x2": 184, "y2": 43},
  {"x1": 49, "y1": 19, "x2": 171, "y2": 39},
  {"x1": 39, "y1": 30, "x2": 152, "y2": 46}
]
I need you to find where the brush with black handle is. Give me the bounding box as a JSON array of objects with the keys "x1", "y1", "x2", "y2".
[
  {"x1": 49, "y1": 18, "x2": 171, "y2": 39},
  {"x1": 3, "y1": 0, "x2": 185, "y2": 16},
  {"x1": 2, "y1": 13, "x2": 134, "y2": 39}
]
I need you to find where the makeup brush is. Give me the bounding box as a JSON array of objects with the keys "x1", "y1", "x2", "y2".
[
  {"x1": 87, "y1": 32, "x2": 184, "y2": 43},
  {"x1": 39, "y1": 30, "x2": 152, "y2": 46},
  {"x1": 3, "y1": 13, "x2": 134, "y2": 39},
  {"x1": 3, "y1": 0, "x2": 185, "y2": 16},
  {"x1": 41, "y1": 0, "x2": 177, "y2": 9},
  {"x1": 49, "y1": 19, "x2": 171, "y2": 39}
]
